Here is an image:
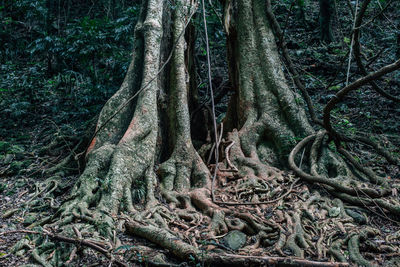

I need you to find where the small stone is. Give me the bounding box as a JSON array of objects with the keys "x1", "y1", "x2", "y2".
[
  {"x1": 221, "y1": 230, "x2": 247, "y2": 251},
  {"x1": 329, "y1": 207, "x2": 341, "y2": 217},
  {"x1": 23, "y1": 214, "x2": 37, "y2": 226}
]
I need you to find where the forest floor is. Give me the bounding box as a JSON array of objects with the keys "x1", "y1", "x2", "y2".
[{"x1": 1, "y1": 1, "x2": 400, "y2": 266}]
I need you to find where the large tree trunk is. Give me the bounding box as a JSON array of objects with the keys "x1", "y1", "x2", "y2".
[
  {"x1": 224, "y1": 0, "x2": 313, "y2": 166},
  {"x1": 23, "y1": 0, "x2": 399, "y2": 266}
]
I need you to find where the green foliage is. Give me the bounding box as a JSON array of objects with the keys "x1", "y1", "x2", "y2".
[
  {"x1": 132, "y1": 179, "x2": 146, "y2": 203},
  {"x1": 297, "y1": 0, "x2": 306, "y2": 8},
  {"x1": 0, "y1": 0, "x2": 140, "y2": 137},
  {"x1": 328, "y1": 85, "x2": 341, "y2": 91},
  {"x1": 337, "y1": 118, "x2": 356, "y2": 135}
]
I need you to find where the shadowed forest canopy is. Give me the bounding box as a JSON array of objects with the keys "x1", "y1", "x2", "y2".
[{"x1": 0, "y1": 0, "x2": 400, "y2": 266}]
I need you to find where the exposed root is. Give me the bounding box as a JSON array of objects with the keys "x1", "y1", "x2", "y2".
[
  {"x1": 125, "y1": 220, "x2": 351, "y2": 267},
  {"x1": 348, "y1": 233, "x2": 374, "y2": 267},
  {"x1": 2, "y1": 229, "x2": 127, "y2": 266},
  {"x1": 289, "y1": 133, "x2": 400, "y2": 218},
  {"x1": 158, "y1": 149, "x2": 210, "y2": 204}
]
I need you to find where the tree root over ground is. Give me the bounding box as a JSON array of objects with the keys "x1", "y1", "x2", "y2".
[
  {"x1": 8, "y1": 163, "x2": 400, "y2": 266},
  {"x1": 9, "y1": 133, "x2": 400, "y2": 266}
]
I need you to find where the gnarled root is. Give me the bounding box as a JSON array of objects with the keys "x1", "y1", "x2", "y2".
[{"x1": 289, "y1": 132, "x2": 400, "y2": 217}]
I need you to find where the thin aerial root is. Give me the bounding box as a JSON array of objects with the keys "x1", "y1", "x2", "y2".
[
  {"x1": 322, "y1": 59, "x2": 400, "y2": 141},
  {"x1": 225, "y1": 141, "x2": 238, "y2": 171},
  {"x1": 352, "y1": 0, "x2": 400, "y2": 103},
  {"x1": 265, "y1": 0, "x2": 322, "y2": 126}
]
